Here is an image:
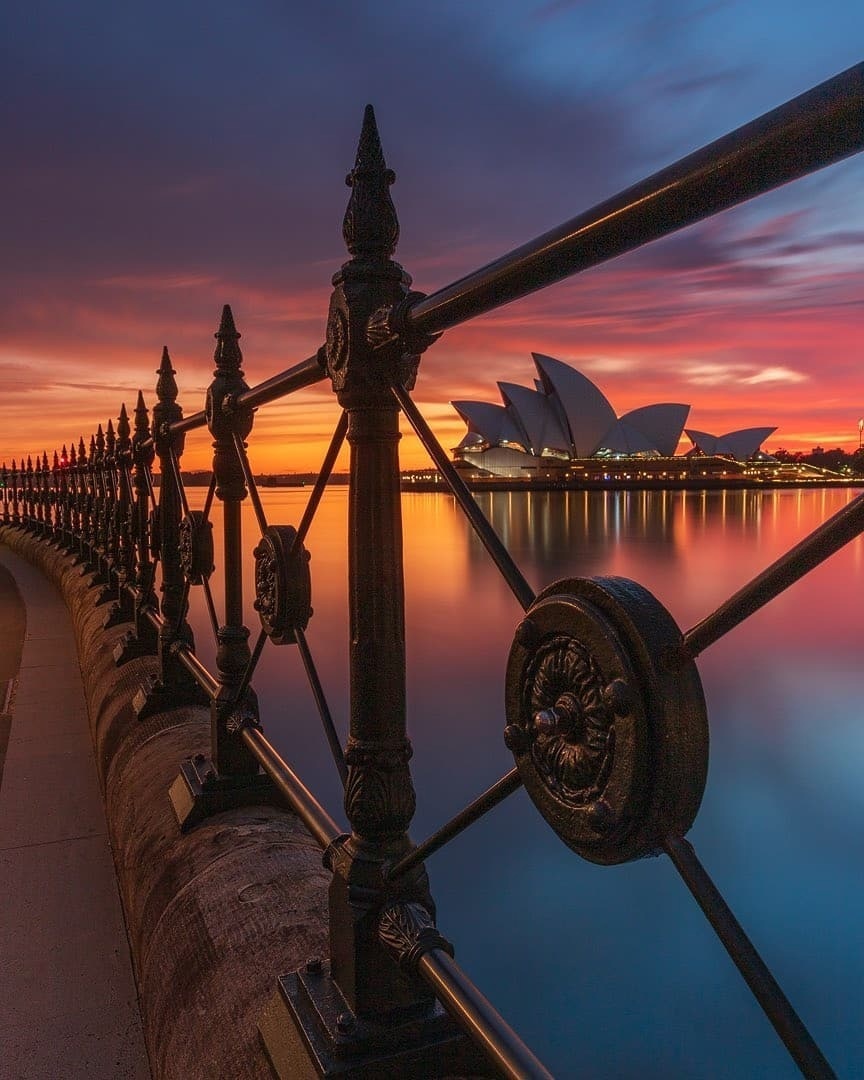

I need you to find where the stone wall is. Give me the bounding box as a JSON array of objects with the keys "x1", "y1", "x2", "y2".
[{"x1": 0, "y1": 527, "x2": 329, "y2": 1080}]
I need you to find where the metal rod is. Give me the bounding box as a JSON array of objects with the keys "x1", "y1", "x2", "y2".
[
  {"x1": 201, "y1": 576, "x2": 220, "y2": 639},
  {"x1": 168, "y1": 447, "x2": 191, "y2": 518},
  {"x1": 218, "y1": 626, "x2": 268, "y2": 723},
  {"x1": 683, "y1": 491, "x2": 864, "y2": 659},
  {"x1": 232, "y1": 430, "x2": 268, "y2": 536},
  {"x1": 169, "y1": 409, "x2": 207, "y2": 436},
  {"x1": 404, "y1": 63, "x2": 864, "y2": 337},
  {"x1": 201, "y1": 473, "x2": 216, "y2": 524},
  {"x1": 144, "y1": 605, "x2": 162, "y2": 631},
  {"x1": 294, "y1": 626, "x2": 347, "y2": 786},
  {"x1": 241, "y1": 724, "x2": 342, "y2": 850},
  {"x1": 234, "y1": 353, "x2": 326, "y2": 411},
  {"x1": 174, "y1": 643, "x2": 220, "y2": 700},
  {"x1": 393, "y1": 384, "x2": 536, "y2": 611},
  {"x1": 417, "y1": 949, "x2": 555, "y2": 1080},
  {"x1": 664, "y1": 834, "x2": 835, "y2": 1080},
  {"x1": 292, "y1": 410, "x2": 348, "y2": 552},
  {"x1": 386, "y1": 768, "x2": 523, "y2": 882}
]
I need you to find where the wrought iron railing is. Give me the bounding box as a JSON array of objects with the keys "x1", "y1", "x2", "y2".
[{"x1": 2, "y1": 61, "x2": 863, "y2": 1079}]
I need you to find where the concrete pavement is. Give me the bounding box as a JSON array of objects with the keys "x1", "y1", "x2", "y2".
[{"x1": 0, "y1": 546, "x2": 150, "y2": 1080}]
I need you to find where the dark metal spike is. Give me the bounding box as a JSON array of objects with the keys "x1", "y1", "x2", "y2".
[
  {"x1": 68, "y1": 445, "x2": 76, "y2": 467},
  {"x1": 96, "y1": 424, "x2": 105, "y2": 456},
  {"x1": 134, "y1": 391, "x2": 151, "y2": 439},
  {"x1": 53, "y1": 451, "x2": 60, "y2": 469},
  {"x1": 156, "y1": 346, "x2": 178, "y2": 406},
  {"x1": 117, "y1": 404, "x2": 131, "y2": 449},
  {"x1": 342, "y1": 104, "x2": 398, "y2": 260},
  {"x1": 105, "y1": 419, "x2": 116, "y2": 454},
  {"x1": 78, "y1": 437, "x2": 87, "y2": 464},
  {"x1": 213, "y1": 304, "x2": 243, "y2": 377},
  {"x1": 42, "y1": 452, "x2": 48, "y2": 470}
]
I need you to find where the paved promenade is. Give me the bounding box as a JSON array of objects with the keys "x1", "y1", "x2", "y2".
[{"x1": 0, "y1": 548, "x2": 150, "y2": 1079}]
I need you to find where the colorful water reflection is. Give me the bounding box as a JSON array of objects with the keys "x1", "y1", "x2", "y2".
[{"x1": 185, "y1": 486, "x2": 864, "y2": 1079}]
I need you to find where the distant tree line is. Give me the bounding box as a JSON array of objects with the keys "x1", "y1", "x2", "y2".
[{"x1": 772, "y1": 446, "x2": 864, "y2": 475}]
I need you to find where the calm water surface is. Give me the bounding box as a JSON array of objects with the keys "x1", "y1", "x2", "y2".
[{"x1": 186, "y1": 487, "x2": 864, "y2": 1080}]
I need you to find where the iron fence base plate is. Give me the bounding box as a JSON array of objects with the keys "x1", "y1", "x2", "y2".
[
  {"x1": 259, "y1": 961, "x2": 494, "y2": 1079},
  {"x1": 169, "y1": 756, "x2": 278, "y2": 832},
  {"x1": 132, "y1": 672, "x2": 209, "y2": 720}
]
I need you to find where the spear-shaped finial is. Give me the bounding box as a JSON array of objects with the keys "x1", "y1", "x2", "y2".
[
  {"x1": 156, "y1": 346, "x2": 178, "y2": 407},
  {"x1": 68, "y1": 444, "x2": 76, "y2": 468},
  {"x1": 342, "y1": 104, "x2": 399, "y2": 260},
  {"x1": 134, "y1": 390, "x2": 150, "y2": 438},
  {"x1": 42, "y1": 451, "x2": 49, "y2": 471},
  {"x1": 212, "y1": 304, "x2": 243, "y2": 378},
  {"x1": 79, "y1": 436, "x2": 87, "y2": 465},
  {"x1": 117, "y1": 403, "x2": 131, "y2": 449},
  {"x1": 95, "y1": 424, "x2": 105, "y2": 459},
  {"x1": 105, "y1": 419, "x2": 116, "y2": 455}
]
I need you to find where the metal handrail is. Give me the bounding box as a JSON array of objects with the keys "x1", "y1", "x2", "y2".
[{"x1": 405, "y1": 62, "x2": 864, "y2": 336}]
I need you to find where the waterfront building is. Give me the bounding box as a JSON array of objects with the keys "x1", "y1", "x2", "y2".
[{"x1": 452, "y1": 353, "x2": 775, "y2": 479}]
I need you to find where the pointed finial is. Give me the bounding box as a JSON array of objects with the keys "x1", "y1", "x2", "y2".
[
  {"x1": 342, "y1": 104, "x2": 398, "y2": 260},
  {"x1": 42, "y1": 451, "x2": 48, "y2": 470},
  {"x1": 156, "y1": 346, "x2": 178, "y2": 406},
  {"x1": 105, "y1": 419, "x2": 116, "y2": 455},
  {"x1": 96, "y1": 424, "x2": 105, "y2": 458},
  {"x1": 27, "y1": 455, "x2": 33, "y2": 471},
  {"x1": 53, "y1": 450, "x2": 60, "y2": 470},
  {"x1": 213, "y1": 304, "x2": 243, "y2": 377},
  {"x1": 117, "y1": 403, "x2": 131, "y2": 448},
  {"x1": 79, "y1": 437, "x2": 87, "y2": 464},
  {"x1": 69, "y1": 444, "x2": 76, "y2": 467}
]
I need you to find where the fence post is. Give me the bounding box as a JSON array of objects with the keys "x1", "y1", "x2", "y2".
[
  {"x1": 25, "y1": 456, "x2": 34, "y2": 529},
  {"x1": 104, "y1": 404, "x2": 136, "y2": 627},
  {"x1": 168, "y1": 307, "x2": 274, "y2": 830},
  {"x1": 133, "y1": 350, "x2": 208, "y2": 715},
  {"x1": 114, "y1": 393, "x2": 159, "y2": 662},
  {"x1": 261, "y1": 106, "x2": 487, "y2": 1079}
]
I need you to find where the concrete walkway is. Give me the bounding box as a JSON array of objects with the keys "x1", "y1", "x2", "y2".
[{"x1": 0, "y1": 548, "x2": 150, "y2": 1079}]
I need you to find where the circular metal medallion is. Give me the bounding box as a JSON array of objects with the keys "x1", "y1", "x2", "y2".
[
  {"x1": 253, "y1": 524, "x2": 312, "y2": 644},
  {"x1": 178, "y1": 511, "x2": 215, "y2": 585},
  {"x1": 505, "y1": 576, "x2": 708, "y2": 865}
]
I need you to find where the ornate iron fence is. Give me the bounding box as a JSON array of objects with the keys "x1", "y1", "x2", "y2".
[{"x1": 3, "y1": 61, "x2": 863, "y2": 1079}]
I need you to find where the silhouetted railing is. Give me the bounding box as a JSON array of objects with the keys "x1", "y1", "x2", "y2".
[{"x1": 3, "y1": 61, "x2": 863, "y2": 1079}]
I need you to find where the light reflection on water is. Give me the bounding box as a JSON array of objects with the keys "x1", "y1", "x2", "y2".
[{"x1": 186, "y1": 486, "x2": 864, "y2": 1080}]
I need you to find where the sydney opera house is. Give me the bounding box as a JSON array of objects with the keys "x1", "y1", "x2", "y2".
[{"x1": 452, "y1": 353, "x2": 776, "y2": 478}]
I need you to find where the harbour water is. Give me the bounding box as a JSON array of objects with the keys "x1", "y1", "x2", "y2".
[{"x1": 185, "y1": 486, "x2": 864, "y2": 1079}]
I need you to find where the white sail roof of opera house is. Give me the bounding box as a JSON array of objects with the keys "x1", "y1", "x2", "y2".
[
  {"x1": 685, "y1": 427, "x2": 777, "y2": 458},
  {"x1": 453, "y1": 353, "x2": 692, "y2": 460},
  {"x1": 532, "y1": 353, "x2": 618, "y2": 457}
]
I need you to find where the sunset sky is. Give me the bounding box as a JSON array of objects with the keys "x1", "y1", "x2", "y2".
[{"x1": 3, "y1": 1, "x2": 862, "y2": 473}]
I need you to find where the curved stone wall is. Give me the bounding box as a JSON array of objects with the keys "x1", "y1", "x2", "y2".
[{"x1": 0, "y1": 527, "x2": 330, "y2": 1080}]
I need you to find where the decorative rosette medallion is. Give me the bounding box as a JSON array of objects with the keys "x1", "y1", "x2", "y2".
[
  {"x1": 505, "y1": 577, "x2": 708, "y2": 865},
  {"x1": 253, "y1": 525, "x2": 312, "y2": 645},
  {"x1": 178, "y1": 511, "x2": 214, "y2": 585}
]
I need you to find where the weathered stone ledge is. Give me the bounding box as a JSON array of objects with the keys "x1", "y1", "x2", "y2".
[{"x1": 0, "y1": 527, "x2": 329, "y2": 1080}]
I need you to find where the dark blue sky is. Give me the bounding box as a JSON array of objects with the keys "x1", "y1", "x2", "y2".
[{"x1": 2, "y1": 1, "x2": 862, "y2": 468}]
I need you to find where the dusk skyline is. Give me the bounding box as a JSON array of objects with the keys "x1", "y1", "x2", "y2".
[{"x1": 3, "y1": 2, "x2": 863, "y2": 472}]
